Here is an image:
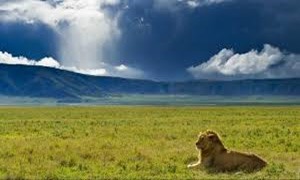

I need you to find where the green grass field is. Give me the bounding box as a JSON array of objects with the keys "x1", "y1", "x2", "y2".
[{"x1": 0, "y1": 106, "x2": 299, "y2": 179}]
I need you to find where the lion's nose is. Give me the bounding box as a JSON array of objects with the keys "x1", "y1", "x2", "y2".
[{"x1": 196, "y1": 142, "x2": 200, "y2": 146}]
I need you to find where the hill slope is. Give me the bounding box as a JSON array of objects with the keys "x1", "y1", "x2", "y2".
[
  {"x1": 0, "y1": 64, "x2": 299, "y2": 99},
  {"x1": 0, "y1": 64, "x2": 166, "y2": 98}
]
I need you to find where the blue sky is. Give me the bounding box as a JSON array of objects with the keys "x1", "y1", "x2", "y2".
[{"x1": 0, "y1": 0, "x2": 299, "y2": 81}]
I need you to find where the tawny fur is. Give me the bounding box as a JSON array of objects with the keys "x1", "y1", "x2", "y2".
[{"x1": 188, "y1": 130, "x2": 267, "y2": 172}]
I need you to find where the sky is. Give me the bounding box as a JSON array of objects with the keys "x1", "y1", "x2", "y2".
[{"x1": 0, "y1": 0, "x2": 299, "y2": 81}]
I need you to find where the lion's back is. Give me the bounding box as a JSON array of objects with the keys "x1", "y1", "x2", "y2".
[{"x1": 213, "y1": 150, "x2": 267, "y2": 172}]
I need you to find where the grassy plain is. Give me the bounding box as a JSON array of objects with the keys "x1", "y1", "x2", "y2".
[{"x1": 0, "y1": 106, "x2": 299, "y2": 179}]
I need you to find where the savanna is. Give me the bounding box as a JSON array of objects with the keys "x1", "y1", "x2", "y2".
[{"x1": 0, "y1": 106, "x2": 299, "y2": 179}]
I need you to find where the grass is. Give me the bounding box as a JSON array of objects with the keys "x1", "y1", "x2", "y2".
[{"x1": 0, "y1": 106, "x2": 299, "y2": 179}]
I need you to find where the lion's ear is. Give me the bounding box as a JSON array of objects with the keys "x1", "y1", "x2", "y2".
[{"x1": 208, "y1": 134, "x2": 219, "y2": 142}]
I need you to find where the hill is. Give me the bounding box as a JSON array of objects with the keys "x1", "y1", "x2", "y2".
[{"x1": 0, "y1": 64, "x2": 299, "y2": 99}]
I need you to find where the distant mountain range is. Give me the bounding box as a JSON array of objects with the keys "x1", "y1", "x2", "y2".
[{"x1": 0, "y1": 64, "x2": 300, "y2": 99}]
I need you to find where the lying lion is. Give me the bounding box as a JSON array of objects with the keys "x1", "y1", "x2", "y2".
[{"x1": 188, "y1": 130, "x2": 267, "y2": 172}]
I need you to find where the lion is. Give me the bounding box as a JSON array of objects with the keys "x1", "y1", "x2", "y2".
[{"x1": 187, "y1": 130, "x2": 267, "y2": 172}]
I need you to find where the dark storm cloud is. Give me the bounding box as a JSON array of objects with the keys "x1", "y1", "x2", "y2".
[
  {"x1": 0, "y1": 21, "x2": 58, "y2": 60},
  {"x1": 114, "y1": 0, "x2": 300, "y2": 80}
]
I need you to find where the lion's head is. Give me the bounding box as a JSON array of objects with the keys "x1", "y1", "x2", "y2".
[{"x1": 195, "y1": 130, "x2": 225, "y2": 151}]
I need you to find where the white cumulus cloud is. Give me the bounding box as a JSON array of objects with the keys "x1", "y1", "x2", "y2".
[
  {"x1": 0, "y1": 51, "x2": 60, "y2": 68},
  {"x1": 153, "y1": 0, "x2": 231, "y2": 10},
  {"x1": 188, "y1": 44, "x2": 300, "y2": 80},
  {"x1": 186, "y1": 0, "x2": 231, "y2": 8},
  {"x1": 0, "y1": 51, "x2": 144, "y2": 79},
  {"x1": 113, "y1": 64, "x2": 144, "y2": 79}
]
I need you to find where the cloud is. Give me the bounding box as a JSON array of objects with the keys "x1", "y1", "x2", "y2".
[
  {"x1": 188, "y1": 44, "x2": 300, "y2": 80},
  {"x1": 113, "y1": 64, "x2": 144, "y2": 79},
  {"x1": 0, "y1": 51, "x2": 60, "y2": 67},
  {"x1": 185, "y1": 0, "x2": 231, "y2": 8},
  {"x1": 0, "y1": 0, "x2": 121, "y2": 69},
  {"x1": 153, "y1": 0, "x2": 231, "y2": 10},
  {"x1": 0, "y1": 51, "x2": 144, "y2": 79}
]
